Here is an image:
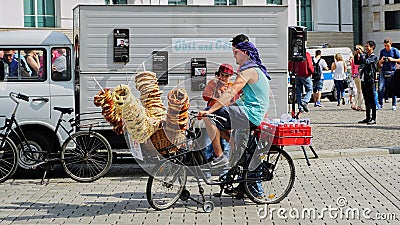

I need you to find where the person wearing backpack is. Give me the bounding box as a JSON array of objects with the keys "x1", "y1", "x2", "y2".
[{"x1": 312, "y1": 50, "x2": 328, "y2": 107}]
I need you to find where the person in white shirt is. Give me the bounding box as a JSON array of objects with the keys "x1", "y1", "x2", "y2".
[
  {"x1": 331, "y1": 53, "x2": 347, "y2": 106},
  {"x1": 312, "y1": 50, "x2": 328, "y2": 107}
]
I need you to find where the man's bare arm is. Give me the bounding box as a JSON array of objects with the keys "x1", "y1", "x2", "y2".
[{"x1": 207, "y1": 70, "x2": 253, "y2": 114}]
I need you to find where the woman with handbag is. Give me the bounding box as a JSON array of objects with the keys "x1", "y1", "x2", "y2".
[{"x1": 351, "y1": 45, "x2": 365, "y2": 111}]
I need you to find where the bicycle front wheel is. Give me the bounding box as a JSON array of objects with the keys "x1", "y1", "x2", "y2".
[
  {"x1": 61, "y1": 131, "x2": 112, "y2": 182},
  {"x1": 244, "y1": 146, "x2": 295, "y2": 204},
  {"x1": 146, "y1": 161, "x2": 187, "y2": 210},
  {"x1": 0, "y1": 134, "x2": 18, "y2": 183}
]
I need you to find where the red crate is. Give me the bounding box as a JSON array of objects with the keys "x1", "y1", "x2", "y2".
[
  {"x1": 272, "y1": 125, "x2": 312, "y2": 146},
  {"x1": 258, "y1": 122, "x2": 312, "y2": 146}
]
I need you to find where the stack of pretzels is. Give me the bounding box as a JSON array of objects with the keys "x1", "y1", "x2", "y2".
[
  {"x1": 93, "y1": 71, "x2": 191, "y2": 155},
  {"x1": 135, "y1": 71, "x2": 166, "y2": 121},
  {"x1": 93, "y1": 88, "x2": 124, "y2": 134}
]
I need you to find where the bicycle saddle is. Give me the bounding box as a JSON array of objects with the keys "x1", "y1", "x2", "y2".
[{"x1": 53, "y1": 107, "x2": 74, "y2": 114}]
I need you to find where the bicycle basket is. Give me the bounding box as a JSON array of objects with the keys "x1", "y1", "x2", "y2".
[{"x1": 150, "y1": 128, "x2": 179, "y2": 156}]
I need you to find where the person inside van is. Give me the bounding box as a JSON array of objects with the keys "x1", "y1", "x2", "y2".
[
  {"x1": 0, "y1": 50, "x2": 4, "y2": 80},
  {"x1": 52, "y1": 48, "x2": 67, "y2": 79},
  {"x1": 3, "y1": 49, "x2": 31, "y2": 78},
  {"x1": 25, "y1": 49, "x2": 41, "y2": 77}
]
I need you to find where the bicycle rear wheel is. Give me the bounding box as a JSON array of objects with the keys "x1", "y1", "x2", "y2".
[
  {"x1": 0, "y1": 134, "x2": 18, "y2": 183},
  {"x1": 244, "y1": 146, "x2": 295, "y2": 204},
  {"x1": 61, "y1": 131, "x2": 112, "y2": 182},
  {"x1": 146, "y1": 161, "x2": 187, "y2": 210}
]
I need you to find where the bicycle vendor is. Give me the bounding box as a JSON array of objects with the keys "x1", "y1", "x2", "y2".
[{"x1": 198, "y1": 34, "x2": 271, "y2": 168}]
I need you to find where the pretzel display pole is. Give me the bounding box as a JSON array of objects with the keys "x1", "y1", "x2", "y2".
[{"x1": 93, "y1": 77, "x2": 105, "y2": 93}]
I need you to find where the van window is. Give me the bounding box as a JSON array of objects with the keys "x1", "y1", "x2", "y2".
[
  {"x1": 322, "y1": 56, "x2": 334, "y2": 70},
  {"x1": 51, "y1": 47, "x2": 71, "y2": 81},
  {"x1": 0, "y1": 49, "x2": 46, "y2": 82}
]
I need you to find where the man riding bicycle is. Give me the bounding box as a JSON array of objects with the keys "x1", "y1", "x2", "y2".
[{"x1": 198, "y1": 34, "x2": 271, "y2": 169}]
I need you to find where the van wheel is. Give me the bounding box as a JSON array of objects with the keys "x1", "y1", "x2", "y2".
[
  {"x1": 328, "y1": 87, "x2": 338, "y2": 102},
  {"x1": 18, "y1": 132, "x2": 52, "y2": 169}
]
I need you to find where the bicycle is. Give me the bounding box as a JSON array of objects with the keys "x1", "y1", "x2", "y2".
[
  {"x1": 0, "y1": 92, "x2": 112, "y2": 184},
  {"x1": 146, "y1": 112, "x2": 295, "y2": 212}
]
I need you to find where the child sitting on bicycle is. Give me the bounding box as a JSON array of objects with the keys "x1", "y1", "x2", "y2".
[
  {"x1": 202, "y1": 63, "x2": 235, "y2": 163},
  {"x1": 198, "y1": 35, "x2": 271, "y2": 169}
]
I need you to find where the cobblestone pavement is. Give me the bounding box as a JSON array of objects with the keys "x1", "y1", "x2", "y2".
[
  {"x1": 290, "y1": 99, "x2": 400, "y2": 152},
  {"x1": 1, "y1": 155, "x2": 399, "y2": 225}
]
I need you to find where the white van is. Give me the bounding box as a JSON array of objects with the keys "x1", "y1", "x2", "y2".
[{"x1": 307, "y1": 47, "x2": 353, "y2": 101}]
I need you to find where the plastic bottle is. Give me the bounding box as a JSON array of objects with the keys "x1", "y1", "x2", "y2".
[{"x1": 280, "y1": 113, "x2": 292, "y2": 123}]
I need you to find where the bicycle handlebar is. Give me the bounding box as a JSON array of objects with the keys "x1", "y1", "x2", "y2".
[
  {"x1": 9, "y1": 92, "x2": 29, "y2": 102},
  {"x1": 189, "y1": 111, "x2": 227, "y2": 122}
]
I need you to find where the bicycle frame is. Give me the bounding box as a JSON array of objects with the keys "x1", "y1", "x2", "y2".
[
  {"x1": 152, "y1": 114, "x2": 276, "y2": 187},
  {"x1": 0, "y1": 94, "x2": 76, "y2": 165}
]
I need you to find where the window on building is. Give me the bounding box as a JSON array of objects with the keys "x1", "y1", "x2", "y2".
[
  {"x1": 395, "y1": 0, "x2": 400, "y2": 3},
  {"x1": 385, "y1": 11, "x2": 400, "y2": 30},
  {"x1": 385, "y1": 0, "x2": 389, "y2": 4},
  {"x1": 0, "y1": 49, "x2": 47, "y2": 82},
  {"x1": 105, "y1": 0, "x2": 127, "y2": 4},
  {"x1": 168, "y1": 0, "x2": 187, "y2": 5},
  {"x1": 266, "y1": 0, "x2": 282, "y2": 4},
  {"x1": 297, "y1": 0, "x2": 313, "y2": 31},
  {"x1": 24, "y1": 0, "x2": 55, "y2": 28},
  {"x1": 214, "y1": 0, "x2": 237, "y2": 5}
]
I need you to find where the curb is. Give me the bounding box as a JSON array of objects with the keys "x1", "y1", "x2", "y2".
[{"x1": 286, "y1": 146, "x2": 399, "y2": 160}]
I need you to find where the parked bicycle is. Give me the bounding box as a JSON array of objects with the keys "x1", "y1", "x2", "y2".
[
  {"x1": 146, "y1": 112, "x2": 295, "y2": 213},
  {"x1": 0, "y1": 92, "x2": 112, "y2": 184}
]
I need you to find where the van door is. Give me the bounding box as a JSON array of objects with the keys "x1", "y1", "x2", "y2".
[
  {"x1": 49, "y1": 47, "x2": 74, "y2": 140},
  {"x1": 0, "y1": 48, "x2": 51, "y2": 121}
]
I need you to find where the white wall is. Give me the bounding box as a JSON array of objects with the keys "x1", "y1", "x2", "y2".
[
  {"x1": 0, "y1": 0, "x2": 353, "y2": 33},
  {"x1": 362, "y1": 0, "x2": 400, "y2": 51},
  {"x1": 0, "y1": 1, "x2": 24, "y2": 27},
  {"x1": 188, "y1": 0, "x2": 214, "y2": 5},
  {"x1": 313, "y1": 0, "x2": 352, "y2": 32},
  {"x1": 241, "y1": 0, "x2": 268, "y2": 5},
  {"x1": 61, "y1": 0, "x2": 104, "y2": 28}
]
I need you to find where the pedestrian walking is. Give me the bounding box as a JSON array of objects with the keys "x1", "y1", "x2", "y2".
[{"x1": 289, "y1": 51, "x2": 314, "y2": 113}]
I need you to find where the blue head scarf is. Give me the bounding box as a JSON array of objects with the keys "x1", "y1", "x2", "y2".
[{"x1": 235, "y1": 41, "x2": 271, "y2": 80}]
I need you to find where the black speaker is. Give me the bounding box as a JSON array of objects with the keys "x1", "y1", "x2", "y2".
[{"x1": 288, "y1": 26, "x2": 307, "y2": 62}]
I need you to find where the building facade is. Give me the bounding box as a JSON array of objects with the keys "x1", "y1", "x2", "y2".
[
  {"x1": 0, "y1": 0, "x2": 356, "y2": 48},
  {"x1": 361, "y1": 0, "x2": 400, "y2": 50}
]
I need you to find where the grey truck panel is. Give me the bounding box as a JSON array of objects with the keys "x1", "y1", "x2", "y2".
[{"x1": 74, "y1": 5, "x2": 288, "y2": 119}]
